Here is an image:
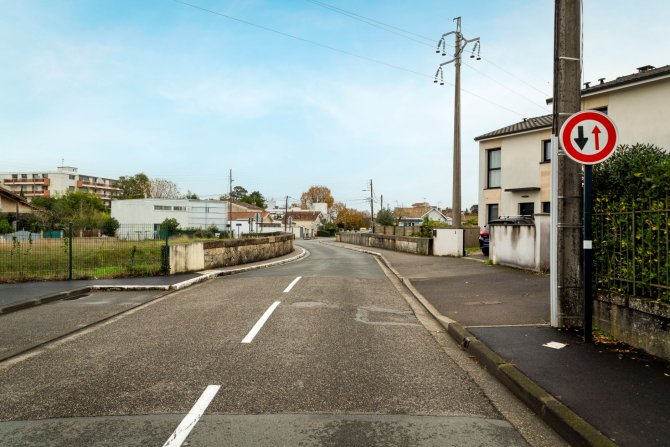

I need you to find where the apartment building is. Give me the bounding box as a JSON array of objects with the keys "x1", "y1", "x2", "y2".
[{"x1": 0, "y1": 166, "x2": 121, "y2": 207}]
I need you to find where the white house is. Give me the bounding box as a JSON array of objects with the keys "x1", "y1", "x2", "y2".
[
  {"x1": 393, "y1": 203, "x2": 452, "y2": 227},
  {"x1": 111, "y1": 198, "x2": 229, "y2": 239}
]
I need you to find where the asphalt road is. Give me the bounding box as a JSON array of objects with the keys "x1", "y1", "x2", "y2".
[{"x1": 0, "y1": 240, "x2": 560, "y2": 446}]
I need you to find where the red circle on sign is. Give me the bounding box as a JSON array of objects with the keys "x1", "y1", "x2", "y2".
[{"x1": 559, "y1": 111, "x2": 618, "y2": 164}]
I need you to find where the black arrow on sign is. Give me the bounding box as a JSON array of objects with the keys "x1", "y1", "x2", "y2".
[{"x1": 574, "y1": 126, "x2": 589, "y2": 149}]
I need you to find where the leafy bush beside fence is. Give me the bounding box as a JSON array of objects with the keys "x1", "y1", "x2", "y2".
[{"x1": 593, "y1": 144, "x2": 670, "y2": 302}]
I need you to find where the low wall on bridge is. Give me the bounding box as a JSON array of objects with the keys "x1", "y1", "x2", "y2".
[
  {"x1": 169, "y1": 233, "x2": 294, "y2": 273},
  {"x1": 336, "y1": 232, "x2": 432, "y2": 255}
]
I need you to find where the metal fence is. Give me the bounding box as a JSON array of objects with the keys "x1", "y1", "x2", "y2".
[
  {"x1": 593, "y1": 197, "x2": 669, "y2": 301},
  {"x1": 0, "y1": 224, "x2": 168, "y2": 282}
]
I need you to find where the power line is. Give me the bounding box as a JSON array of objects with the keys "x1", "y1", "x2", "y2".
[
  {"x1": 173, "y1": 0, "x2": 432, "y2": 79},
  {"x1": 306, "y1": 0, "x2": 436, "y2": 48},
  {"x1": 174, "y1": 0, "x2": 528, "y2": 117},
  {"x1": 478, "y1": 56, "x2": 551, "y2": 97},
  {"x1": 306, "y1": 0, "x2": 551, "y2": 99},
  {"x1": 462, "y1": 61, "x2": 550, "y2": 112}
]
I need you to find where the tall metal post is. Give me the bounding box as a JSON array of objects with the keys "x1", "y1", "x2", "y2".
[
  {"x1": 68, "y1": 223, "x2": 73, "y2": 280},
  {"x1": 552, "y1": 0, "x2": 583, "y2": 328},
  {"x1": 583, "y1": 165, "x2": 593, "y2": 341}
]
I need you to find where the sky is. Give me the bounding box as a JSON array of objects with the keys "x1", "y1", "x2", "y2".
[{"x1": 1, "y1": 0, "x2": 669, "y2": 211}]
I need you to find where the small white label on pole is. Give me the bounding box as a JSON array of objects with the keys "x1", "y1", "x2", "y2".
[
  {"x1": 543, "y1": 341, "x2": 568, "y2": 350},
  {"x1": 583, "y1": 240, "x2": 593, "y2": 250}
]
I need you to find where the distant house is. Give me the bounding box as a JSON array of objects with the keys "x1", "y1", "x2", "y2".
[
  {"x1": 0, "y1": 186, "x2": 41, "y2": 223},
  {"x1": 393, "y1": 204, "x2": 452, "y2": 227},
  {"x1": 283, "y1": 211, "x2": 323, "y2": 238}
]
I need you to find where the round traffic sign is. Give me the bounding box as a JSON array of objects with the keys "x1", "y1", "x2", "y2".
[{"x1": 559, "y1": 110, "x2": 618, "y2": 164}]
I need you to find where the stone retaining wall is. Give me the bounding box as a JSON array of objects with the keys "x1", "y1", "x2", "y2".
[
  {"x1": 594, "y1": 292, "x2": 670, "y2": 361},
  {"x1": 203, "y1": 234, "x2": 294, "y2": 269},
  {"x1": 336, "y1": 232, "x2": 431, "y2": 255}
]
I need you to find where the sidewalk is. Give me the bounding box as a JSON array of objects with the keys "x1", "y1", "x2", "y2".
[
  {"x1": 0, "y1": 248, "x2": 307, "y2": 315},
  {"x1": 332, "y1": 242, "x2": 670, "y2": 447}
]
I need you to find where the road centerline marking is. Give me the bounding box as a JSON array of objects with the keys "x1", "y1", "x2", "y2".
[
  {"x1": 162, "y1": 384, "x2": 220, "y2": 447},
  {"x1": 283, "y1": 276, "x2": 302, "y2": 293},
  {"x1": 241, "y1": 301, "x2": 281, "y2": 343}
]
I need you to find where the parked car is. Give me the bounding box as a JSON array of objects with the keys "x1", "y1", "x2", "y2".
[
  {"x1": 480, "y1": 216, "x2": 535, "y2": 256},
  {"x1": 479, "y1": 227, "x2": 489, "y2": 256}
]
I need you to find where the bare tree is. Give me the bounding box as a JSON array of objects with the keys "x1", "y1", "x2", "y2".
[{"x1": 150, "y1": 178, "x2": 181, "y2": 199}]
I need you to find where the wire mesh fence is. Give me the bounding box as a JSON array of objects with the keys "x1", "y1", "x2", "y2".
[
  {"x1": 0, "y1": 224, "x2": 167, "y2": 282},
  {"x1": 593, "y1": 197, "x2": 669, "y2": 302}
]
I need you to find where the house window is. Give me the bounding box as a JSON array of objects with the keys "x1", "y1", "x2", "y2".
[
  {"x1": 542, "y1": 140, "x2": 551, "y2": 162},
  {"x1": 154, "y1": 205, "x2": 171, "y2": 211},
  {"x1": 542, "y1": 202, "x2": 550, "y2": 213},
  {"x1": 42, "y1": 174, "x2": 48, "y2": 179},
  {"x1": 21, "y1": 174, "x2": 27, "y2": 179},
  {"x1": 487, "y1": 149, "x2": 501, "y2": 188},
  {"x1": 487, "y1": 204, "x2": 499, "y2": 222},
  {"x1": 173, "y1": 206, "x2": 187, "y2": 211},
  {"x1": 11, "y1": 174, "x2": 17, "y2": 179},
  {"x1": 519, "y1": 202, "x2": 535, "y2": 216},
  {"x1": 69, "y1": 175, "x2": 75, "y2": 180}
]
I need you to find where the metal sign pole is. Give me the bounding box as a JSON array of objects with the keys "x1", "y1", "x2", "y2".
[{"x1": 583, "y1": 165, "x2": 593, "y2": 342}]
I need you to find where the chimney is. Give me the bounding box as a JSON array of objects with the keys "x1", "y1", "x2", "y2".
[
  {"x1": 598, "y1": 78, "x2": 605, "y2": 84},
  {"x1": 637, "y1": 65, "x2": 655, "y2": 73},
  {"x1": 584, "y1": 81, "x2": 591, "y2": 88}
]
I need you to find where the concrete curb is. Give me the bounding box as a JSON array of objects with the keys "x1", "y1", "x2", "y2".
[
  {"x1": 0, "y1": 247, "x2": 308, "y2": 315},
  {"x1": 329, "y1": 241, "x2": 617, "y2": 447}
]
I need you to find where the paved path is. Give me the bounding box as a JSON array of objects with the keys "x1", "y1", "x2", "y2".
[{"x1": 331, "y1": 242, "x2": 670, "y2": 447}]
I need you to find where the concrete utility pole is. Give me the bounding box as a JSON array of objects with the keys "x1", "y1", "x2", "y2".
[
  {"x1": 552, "y1": 0, "x2": 583, "y2": 328},
  {"x1": 284, "y1": 195, "x2": 289, "y2": 233},
  {"x1": 369, "y1": 179, "x2": 375, "y2": 233},
  {"x1": 435, "y1": 17, "x2": 480, "y2": 229},
  {"x1": 228, "y1": 169, "x2": 233, "y2": 236}
]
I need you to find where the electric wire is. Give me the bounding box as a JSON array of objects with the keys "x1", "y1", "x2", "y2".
[
  {"x1": 174, "y1": 0, "x2": 527, "y2": 117},
  {"x1": 306, "y1": 0, "x2": 437, "y2": 44},
  {"x1": 305, "y1": 0, "x2": 548, "y2": 111},
  {"x1": 307, "y1": 0, "x2": 551, "y2": 98},
  {"x1": 173, "y1": 0, "x2": 432, "y2": 80},
  {"x1": 463, "y1": 61, "x2": 550, "y2": 112}
]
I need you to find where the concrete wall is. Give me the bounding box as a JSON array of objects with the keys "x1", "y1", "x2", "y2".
[
  {"x1": 169, "y1": 243, "x2": 205, "y2": 273},
  {"x1": 337, "y1": 232, "x2": 431, "y2": 255},
  {"x1": 594, "y1": 292, "x2": 670, "y2": 361},
  {"x1": 433, "y1": 229, "x2": 464, "y2": 257},
  {"x1": 490, "y1": 215, "x2": 550, "y2": 272},
  {"x1": 202, "y1": 234, "x2": 294, "y2": 269}
]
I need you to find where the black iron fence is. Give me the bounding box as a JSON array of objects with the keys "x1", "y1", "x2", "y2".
[
  {"x1": 593, "y1": 197, "x2": 669, "y2": 302},
  {"x1": 0, "y1": 224, "x2": 168, "y2": 282}
]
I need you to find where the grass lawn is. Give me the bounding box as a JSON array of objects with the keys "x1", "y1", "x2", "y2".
[{"x1": 0, "y1": 237, "x2": 164, "y2": 282}]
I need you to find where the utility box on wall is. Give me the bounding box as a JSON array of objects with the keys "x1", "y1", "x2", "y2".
[{"x1": 433, "y1": 229, "x2": 464, "y2": 257}]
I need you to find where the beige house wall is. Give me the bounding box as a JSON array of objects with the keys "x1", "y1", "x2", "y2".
[{"x1": 478, "y1": 74, "x2": 670, "y2": 229}]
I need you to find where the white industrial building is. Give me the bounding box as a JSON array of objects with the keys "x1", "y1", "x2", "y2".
[{"x1": 111, "y1": 198, "x2": 229, "y2": 239}]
